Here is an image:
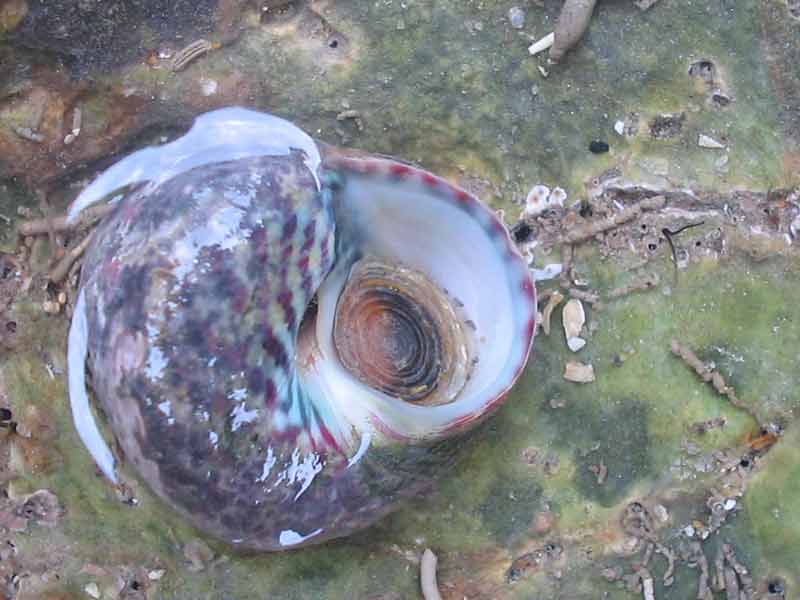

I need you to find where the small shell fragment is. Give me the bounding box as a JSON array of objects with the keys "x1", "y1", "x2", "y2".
[
  {"x1": 531, "y1": 263, "x2": 562, "y2": 281},
  {"x1": 541, "y1": 290, "x2": 564, "y2": 336},
  {"x1": 522, "y1": 185, "x2": 566, "y2": 218},
  {"x1": 171, "y1": 39, "x2": 217, "y2": 72},
  {"x1": 528, "y1": 32, "x2": 555, "y2": 56},
  {"x1": 567, "y1": 336, "x2": 586, "y2": 352},
  {"x1": 562, "y1": 298, "x2": 585, "y2": 339},
  {"x1": 420, "y1": 548, "x2": 443, "y2": 600},
  {"x1": 564, "y1": 361, "x2": 595, "y2": 383},
  {"x1": 698, "y1": 134, "x2": 725, "y2": 149},
  {"x1": 523, "y1": 184, "x2": 551, "y2": 217},
  {"x1": 549, "y1": 187, "x2": 567, "y2": 206}
]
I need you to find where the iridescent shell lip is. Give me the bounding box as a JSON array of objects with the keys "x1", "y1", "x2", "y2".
[{"x1": 316, "y1": 150, "x2": 538, "y2": 441}]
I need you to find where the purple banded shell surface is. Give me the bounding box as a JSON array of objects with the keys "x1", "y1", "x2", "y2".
[{"x1": 67, "y1": 108, "x2": 536, "y2": 551}]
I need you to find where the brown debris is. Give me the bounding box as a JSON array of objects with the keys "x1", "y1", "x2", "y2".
[
  {"x1": 589, "y1": 460, "x2": 608, "y2": 484},
  {"x1": 656, "y1": 543, "x2": 675, "y2": 586},
  {"x1": 688, "y1": 541, "x2": 713, "y2": 600},
  {"x1": 722, "y1": 544, "x2": 754, "y2": 596},
  {"x1": 13, "y1": 405, "x2": 57, "y2": 441},
  {"x1": 714, "y1": 547, "x2": 726, "y2": 591},
  {"x1": 637, "y1": 567, "x2": 655, "y2": 600},
  {"x1": 541, "y1": 290, "x2": 564, "y2": 336},
  {"x1": 563, "y1": 360, "x2": 595, "y2": 383},
  {"x1": 563, "y1": 196, "x2": 666, "y2": 244},
  {"x1": 336, "y1": 110, "x2": 365, "y2": 131},
  {"x1": 49, "y1": 232, "x2": 94, "y2": 284},
  {"x1": 17, "y1": 489, "x2": 64, "y2": 527},
  {"x1": 559, "y1": 243, "x2": 574, "y2": 283},
  {"x1": 621, "y1": 502, "x2": 656, "y2": 542},
  {"x1": 567, "y1": 287, "x2": 600, "y2": 304},
  {"x1": 723, "y1": 568, "x2": 740, "y2": 600},
  {"x1": 690, "y1": 417, "x2": 727, "y2": 435},
  {"x1": 171, "y1": 39, "x2": 220, "y2": 72},
  {"x1": 17, "y1": 204, "x2": 114, "y2": 237},
  {"x1": 607, "y1": 272, "x2": 660, "y2": 299},
  {"x1": 670, "y1": 340, "x2": 748, "y2": 413},
  {"x1": 506, "y1": 542, "x2": 563, "y2": 583},
  {"x1": 183, "y1": 539, "x2": 214, "y2": 572}
]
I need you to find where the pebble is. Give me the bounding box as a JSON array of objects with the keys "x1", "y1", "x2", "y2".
[
  {"x1": 698, "y1": 134, "x2": 725, "y2": 149},
  {"x1": 85, "y1": 583, "x2": 100, "y2": 599},
  {"x1": 613, "y1": 120, "x2": 626, "y2": 135},
  {"x1": 508, "y1": 6, "x2": 525, "y2": 29},
  {"x1": 589, "y1": 140, "x2": 610, "y2": 154},
  {"x1": 682, "y1": 525, "x2": 695, "y2": 537},
  {"x1": 724, "y1": 499, "x2": 737, "y2": 511}
]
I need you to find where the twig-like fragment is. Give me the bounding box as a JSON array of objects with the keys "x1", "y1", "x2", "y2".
[
  {"x1": 641, "y1": 542, "x2": 654, "y2": 566},
  {"x1": 655, "y1": 543, "x2": 675, "y2": 586},
  {"x1": 528, "y1": 32, "x2": 555, "y2": 56},
  {"x1": 541, "y1": 290, "x2": 564, "y2": 335},
  {"x1": 564, "y1": 196, "x2": 666, "y2": 244},
  {"x1": 607, "y1": 272, "x2": 660, "y2": 299},
  {"x1": 722, "y1": 544, "x2": 753, "y2": 594},
  {"x1": 171, "y1": 39, "x2": 218, "y2": 72},
  {"x1": 560, "y1": 243, "x2": 574, "y2": 283},
  {"x1": 420, "y1": 549, "x2": 443, "y2": 600},
  {"x1": 49, "y1": 233, "x2": 93, "y2": 283},
  {"x1": 714, "y1": 547, "x2": 726, "y2": 591},
  {"x1": 12, "y1": 126, "x2": 44, "y2": 143},
  {"x1": 567, "y1": 288, "x2": 600, "y2": 303},
  {"x1": 549, "y1": 0, "x2": 598, "y2": 62},
  {"x1": 17, "y1": 204, "x2": 114, "y2": 236},
  {"x1": 723, "y1": 568, "x2": 740, "y2": 600},
  {"x1": 64, "y1": 106, "x2": 82, "y2": 145},
  {"x1": 695, "y1": 543, "x2": 712, "y2": 600},
  {"x1": 670, "y1": 340, "x2": 744, "y2": 410},
  {"x1": 638, "y1": 567, "x2": 655, "y2": 600}
]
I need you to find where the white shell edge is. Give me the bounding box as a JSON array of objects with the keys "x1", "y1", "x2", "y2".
[
  {"x1": 66, "y1": 107, "x2": 322, "y2": 224},
  {"x1": 68, "y1": 288, "x2": 118, "y2": 483}
]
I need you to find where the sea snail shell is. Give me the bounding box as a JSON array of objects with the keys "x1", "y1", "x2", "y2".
[{"x1": 67, "y1": 108, "x2": 536, "y2": 551}]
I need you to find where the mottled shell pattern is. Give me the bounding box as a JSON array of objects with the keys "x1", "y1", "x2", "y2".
[{"x1": 67, "y1": 108, "x2": 536, "y2": 551}]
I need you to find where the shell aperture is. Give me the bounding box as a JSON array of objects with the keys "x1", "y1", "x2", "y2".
[{"x1": 67, "y1": 108, "x2": 536, "y2": 550}]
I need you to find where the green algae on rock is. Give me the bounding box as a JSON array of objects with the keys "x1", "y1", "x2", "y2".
[{"x1": 0, "y1": 0, "x2": 798, "y2": 597}]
